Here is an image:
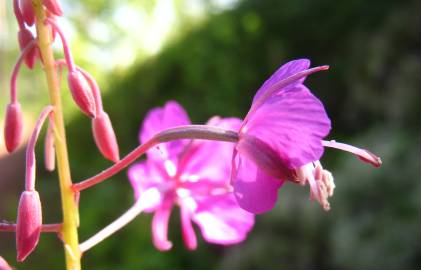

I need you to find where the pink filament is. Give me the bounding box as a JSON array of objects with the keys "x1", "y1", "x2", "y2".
[{"x1": 322, "y1": 140, "x2": 382, "y2": 167}]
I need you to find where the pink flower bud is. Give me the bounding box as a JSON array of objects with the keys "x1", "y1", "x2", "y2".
[
  {"x1": 44, "y1": 122, "x2": 55, "y2": 171},
  {"x1": 92, "y1": 111, "x2": 120, "y2": 162},
  {"x1": 67, "y1": 70, "x2": 96, "y2": 117},
  {"x1": 356, "y1": 149, "x2": 382, "y2": 168},
  {"x1": 18, "y1": 29, "x2": 38, "y2": 69},
  {"x1": 4, "y1": 102, "x2": 24, "y2": 153},
  {"x1": 16, "y1": 191, "x2": 42, "y2": 262},
  {"x1": 43, "y1": 0, "x2": 63, "y2": 16},
  {"x1": 18, "y1": 0, "x2": 35, "y2": 26},
  {"x1": 0, "y1": 256, "x2": 13, "y2": 270}
]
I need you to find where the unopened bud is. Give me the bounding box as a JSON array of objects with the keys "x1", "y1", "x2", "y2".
[
  {"x1": 92, "y1": 111, "x2": 120, "y2": 162},
  {"x1": 4, "y1": 102, "x2": 24, "y2": 153},
  {"x1": 44, "y1": 122, "x2": 55, "y2": 171},
  {"x1": 0, "y1": 256, "x2": 12, "y2": 270},
  {"x1": 67, "y1": 71, "x2": 96, "y2": 117},
  {"x1": 43, "y1": 0, "x2": 63, "y2": 16},
  {"x1": 356, "y1": 149, "x2": 382, "y2": 168},
  {"x1": 18, "y1": 29, "x2": 38, "y2": 69},
  {"x1": 18, "y1": 0, "x2": 35, "y2": 26},
  {"x1": 16, "y1": 191, "x2": 42, "y2": 262}
]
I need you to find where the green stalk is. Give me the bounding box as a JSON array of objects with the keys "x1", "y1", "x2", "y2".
[{"x1": 33, "y1": 2, "x2": 81, "y2": 269}]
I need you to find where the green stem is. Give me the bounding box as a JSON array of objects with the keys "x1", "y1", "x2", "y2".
[{"x1": 33, "y1": 2, "x2": 81, "y2": 269}]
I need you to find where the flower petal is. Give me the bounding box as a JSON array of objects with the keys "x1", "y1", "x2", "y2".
[
  {"x1": 232, "y1": 155, "x2": 284, "y2": 214},
  {"x1": 151, "y1": 199, "x2": 173, "y2": 251},
  {"x1": 127, "y1": 160, "x2": 167, "y2": 212},
  {"x1": 140, "y1": 101, "x2": 191, "y2": 162},
  {"x1": 180, "y1": 206, "x2": 197, "y2": 250},
  {"x1": 191, "y1": 193, "x2": 254, "y2": 245},
  {"x1": 180, "y1": 117, "x2": 241, "y2": 184},
  {"x1": 243, "y1": 84, "x2": 331, "y2": 168},
  {"x1": 252, "y1": 59, "x2": 310, "y2": 105}
]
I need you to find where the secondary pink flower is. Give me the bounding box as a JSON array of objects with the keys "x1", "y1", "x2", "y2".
[
  {"x1": 232, "y1": 59, "x2": 381, "y2": 213},
  {"x1": 128, "y1": 101, "x2": 254, "y2": 251}
]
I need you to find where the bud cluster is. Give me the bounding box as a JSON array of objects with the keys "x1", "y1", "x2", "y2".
[{"x1": 2, "y1": 0, "x2": 121, "y2": 263}]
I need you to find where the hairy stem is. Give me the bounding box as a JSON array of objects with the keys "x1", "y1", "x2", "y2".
[{"x1": 34, "y1": 2, "x2": 81, "y2": 269}]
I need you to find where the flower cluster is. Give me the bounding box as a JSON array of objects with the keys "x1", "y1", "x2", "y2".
[
  {"x1": 128, "y1": 101, "x2": 254, "y2": 250},
  {"x1": 2, "y1": 0, "x2": 120, "y2": 263},
  {"x1": 0, "y1": 0, "x2": 381, "y2": 269},
  {"x1": 6, "y1": 0, "x2": 120, "y2": 162}
]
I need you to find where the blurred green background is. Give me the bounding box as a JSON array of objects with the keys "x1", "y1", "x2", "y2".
[{"x1": 1, "y1": 0, "x2": 421, "y2": 269}]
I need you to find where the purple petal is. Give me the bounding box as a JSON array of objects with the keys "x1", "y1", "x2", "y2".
[
  {"x1": 252, "y1": 59, "x2": 310, "y2": 105},
  {"x1": 179, "y1": 117, "x2": 242, "y2": 185},
  {"x1": 152, "y1": 199, "x2": 173, "y2": 251},
  {"x1": 140, "y1": 101, "x2": 191, "y2": 162},
  {"x1": 180, "y1": 206, "x2": 197, "y2": 250},
  {"x1": 191, "y1": 193, "x2": 254, "y2": 245},
  {"x1": 243, "y1": 84, "x2": 331, "y2": 168},
  {"x1": 127, "y1": 160, "x2": 167, "y2": 212},
  {"x1": 232, "y1": 155, "x2": 284, "y2": 214}
]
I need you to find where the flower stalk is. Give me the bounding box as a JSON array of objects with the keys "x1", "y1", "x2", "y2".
[
  {"x1": 73, "y1": 125, "x2": 239, "y2": 192},
  {"x1": 33, "y1": 1, "x2": 81, "y2": 269}
]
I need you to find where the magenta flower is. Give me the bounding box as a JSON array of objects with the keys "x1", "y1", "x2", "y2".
[
  {"x1": 232, "y1": 59, "x2": 381, "y2": 213},
  {"x1": 128, "y1": 101, "x2": 254, "y2": 251}
]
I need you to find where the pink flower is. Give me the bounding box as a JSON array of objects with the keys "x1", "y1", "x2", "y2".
[
  {"x1": 128, "y1": 101, "x2": 254, "y2": 251},
  {"x1": 232, "y1": 59, "x2": 381, "y2": 213}
]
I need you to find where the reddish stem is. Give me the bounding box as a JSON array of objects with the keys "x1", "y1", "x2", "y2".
[
  {"x1": 44, "y1": 18, "x2": 76, "y2": 72},
  {"x1": 10, "y1": 41, "x2": 37, "y2": 103},
  {"x1": 25, "y1": 106, "x2": 55, "y2": 191},
  {"x1": 72, "y1": 125, "x2": 239, "y2": 192}
]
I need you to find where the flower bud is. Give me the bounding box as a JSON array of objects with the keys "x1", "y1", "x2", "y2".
[
  {"x1": 0, "y1": 256, "x2": 12, "y2": 270},
  {"x1": 356, "y1": 149, "x2": 382, "y2": 168},
  {"x1": 67, "y1": 70, "x2": 96, "y2": 117},
  {"x1": 18, "y1": 0, "x2": 35, "y2": 26},
  {"x1": 16, "y1": 191, "x2": 42, "y2": 262},
  {"x1": 18, "y1": 28, "x2": 38, "y2": 69},
  {"x1": 92, "y1": 111, "x2": 120, "y2": 162},
  {"x1": 43, "y1": 0, "x2": 63, "y2": 16},
  {"x1": 44, "y1": 123, "x2": 55, "y2": 171},
  {"x1": 4, "y1": 102, "x2": 24, "y2": 153}
]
